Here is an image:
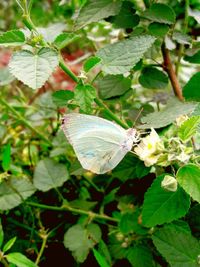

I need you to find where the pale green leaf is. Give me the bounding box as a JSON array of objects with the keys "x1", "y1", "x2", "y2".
[
  {"x1": 96, "y1": 34, "x2": 156, "y2": 74},
  {"x1": 127, "y1": 245, "x2": 154, "y2": 267},
  {"x1": 6, "y1": 252, "x2": 37, "y2": 267},
  {"x1": 140, "y1": 97, "x2": 197, "y2": 129},
  {"x1": 33, "y1": 158, "x2": 69, "y2": 192},
  {"x1": 172, "y1": 31, "x2": 192, "y2": 45},
  {"x1": 177, "y1": 164, "x2": 200, "y2": 203},
  {"x1": 3, "y1": 237, "x2": 16, "y2": 253},
  {"x1": 183, "y1": 72, "x2": 200, "y2": 101},
  {"x1": 141, "y1": 175, "x2": 190, "y2": 227},
  {"x1": 0, "y1": 68, "x2": 15, "y2": 86},
  {"x1": 143, "y1": 3, "x2": 176, "y2": 24},
  {"x1": 139, "y1": 67, "x2": 168, "y2": 89},
  {"x1": 152, "y1": 224, "x2": 200, "y2": 267},
  {"x1": 0, "y1": 177, "x2": 36, "y2": 210},
  {"x1": 178, "y1": 116, "x2": 200, "y2": 142},
  {"x1": 0, "y1": 30, "x2": 25, "y2": 46},
  {"x1": 74, "y1": 84, "x2": 96, "y2": 113},
  {"x1": 53, "y1": 33, "x2": 79, "y2": 50},
  {"x1": 98, "y1": 74, "x2": 131, "y2": 99},
  {"x1": 9, "y1": 48, "x2": 59, "y2": 90},
  {"x1": 75, "y1": 0, "x2": 122, "y2": 30}
]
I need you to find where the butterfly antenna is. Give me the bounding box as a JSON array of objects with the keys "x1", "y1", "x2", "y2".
[{"x1": 133, "y1": 108, "x2": 143, "y2": 126}]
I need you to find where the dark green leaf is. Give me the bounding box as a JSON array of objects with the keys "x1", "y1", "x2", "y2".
[
  {"x1": 183, "y1": 72, "x2": 200, "y2": 101},
  {"x1": 6, "y1": 252, "x2": 37, "y2": 267},
  {"x1": 0, "y1": 30, "x2": 25, "y2": 46},
  {"x1": 93, "y1": 249, "x2": 110, "y2": 267},
  {"x1": 74, "y1": 84, "x2": 96, "y2": 113},
  {"x1": 148, "y1": 22, "x2": 169, "y2": 37},
  {"x1": 83, "y1": 56, "x2": 101, "y2": 73},
  {"x1": 52, "y1": 90, "x2": 74, "y2": 107},
  {"x1": 184, "y1": 50, "x2": 200, "y2": 64},
  {"x1": 0, "y1": 219, "x2": 4, "y2": 248},
  {"x1": 139, "y1": 67, "x2": 168, "y2": 89},
  {"x1": 2, "y1": 143, "x2": 11, "y2": 171},
  {"x1": 127, "y1": 245, "x2": 153, "y2": 267}
]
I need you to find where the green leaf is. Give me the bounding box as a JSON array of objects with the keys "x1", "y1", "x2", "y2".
[
  {"x1": 183, "y1": 72, "x2": 200, "y2": 101},
  {"x1": 96, "y1": 34, "x2": 156, "y2": 74},
  {"x1": 111, "y1": 1, "x2": 140, "y2": 29},
  {"x1": 0, "y1": 30, "x2": 25, "y2": 46},
  {"x1": 52, "y1": 90, "x2": 74, "y2": 107},
  {"x1": 143, "y1": 3, "x2": 176, "y2": 24},
  {"x1": 140, "y1": 97, "x2": 197, "y2": 129},
  {"x1": 119, "y1": 212, "x2": 145, "y2": 235},
  {"x1": 33, "y1": 158, "x2": 69, "y2": 192},
  {"x1": 9, "y1": 48, "x2": 59, "y2": 90},
  {"x1": 98, "y1": 74, "x2": 131, "y2": 99},
  {"x1": 172, "y1": 31, "x2": 192, "y2": 45},
  {"x1": 93, "y1": 249, "x2": 110, "y2": 267},
  {"x1": 184, "y1": 50, "x2": 200, "y2": 64},
  {"x1": 127, "y1": 245, "x2": 154, "y2": 267},
  {"x1": 177, "y1": 164, "x2": 200, "y2": 204},
  {"x1": 139, "y1": 67, "x2": 168, "y2": 89},
  {"x1": 53, "y1": 33, "x2": 79, "y2": 50},
  {"x1": 3, "y1": 236, "x2": 17, "y2": 253},
  {"x1": 98, "y1": 240, "x2": 112, "y2": 266},
  {"x1": 64, "y1": 224, "x2": 101, "y2": 263},
  {"x1": 83, "y1": 56, "x2": 101, "y2": 73},
  {"x1": 2, "y1": 143, "x2": 11, "y2": 171},
  {"x1": 148, "y1": 22, "x2": 169, "y2": 37},
  {"x1": 152, "y1": 224, "x2": 200, "y2": 267},
  {"x1": 0, "y1": 177, "x2": 36, "y2": 210},
  {"x1": 0, "y1": 68, "x2": 15, "y2": 86},
  {"x1": 75, "y1": 0, "x2": 122, "y2": 30},
  {"x1": 74, "y1": 84, "x2": 96, "y2": 113},
  {"x1": 141, "y1": 175, "x2": 190, "y2": 227},
  {"x1": 178, "y1": 116, "x2": 200, "y2": 142},
  {"x1": 0, "y1": 219, "x2": 4, "y2": 248},
  {"x1": 6, "y1": 252, "x2": 37, "y2": 267}
]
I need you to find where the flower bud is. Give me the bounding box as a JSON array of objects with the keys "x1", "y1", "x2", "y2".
[{"x1": 161, "y1": 175, "x2": 178, "y2": 192}]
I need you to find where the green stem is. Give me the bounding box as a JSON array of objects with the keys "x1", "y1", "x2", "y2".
[
  {"x1": 0, "y1": 98, "x2": 52, "y2": 146},
  {"x1": 26, "y1": 201, "x2": 119, "y2": 223},
  {"x1": 35, "y1": 233, "x2": 48, "y2": 265},
  {"x1": 1, "y1": 257, "x2": 9, "y2": 267},
  {"x1": 59, "y1": 57, "x2": 79, "y2": 83}
]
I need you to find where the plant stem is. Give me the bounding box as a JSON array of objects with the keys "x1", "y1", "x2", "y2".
[
  {"x1": 161, "y1": 43, "x2": 184, "y2": 101},
  {"x1": 1, "y1": 258, "x2": 9, "y2": 267},
  {"x1": 59, "y1": 57, "x2": 79, "y2": 83},
  {"x1": 26, "y1": 201, "x2": 119, "y2": 223},
  {"x1": 35, "y1": 233, "x2": 48, "y2": 265},
  {"x1": 0, "y1": 98, "x2": 52, "y2": 146}
]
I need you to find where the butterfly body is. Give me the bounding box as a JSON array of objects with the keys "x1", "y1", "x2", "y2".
[{"x1": 61, "y1": 113, "x2": 138, "y2": 174}]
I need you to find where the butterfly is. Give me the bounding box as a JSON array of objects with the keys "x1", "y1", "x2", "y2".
[{"x1": 61, "y1": 113, "x2": 139, "y2": 174}]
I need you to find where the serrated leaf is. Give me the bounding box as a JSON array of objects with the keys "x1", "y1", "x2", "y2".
[
  {"x1": 152, "y1": 224, "x2": 200, "y2": 267},
  {"x1": 139, "y1": 67, "x2": 168, "y2": 89},
  {"x1": 0, "y1": 68, "x2": 15, "y2": 86},
  {"x1": 33, "y1": 158, "x2": 69, "y2": 192},
  {"x1": 183, "y1": 72, "x2": 200, "y2": 101},
  {"x1": 98, "y1": 74, "x2": 131, "y2": 99},
  {"x1": 74, "y1": 84, "x2": 96, "y2": 113},
  {"x1": 52, "y1": 90, "x2": 74, "y2": 107},
  {"x1": 141, "y1": 175, "x2": 190, "y2": 227},
  {"x1": 75, "y1": 0, "x2": 122, "y2": 30},
  {"x1": 6, "y1": 252, "x2": 37, "y2": 267},
  {"x1": 127, "y1": 245, "x2": 154, "y2": 267},
  {"x1": 64, "y1": 224, "x2": 101, "y2": 263},
  {"x1": 93, "y1": 249, "x2": 110, "y2": 267},
  {"x1": 96, "y1": 34, "x2": 156, "y2": 74},
  {"x1": 178, "y1": 116, "x2": 200, "y2": 142},
  {"x1": 143, "y1": 3, "x2": 176, "y2": 24},
  {"x1": 53, "y1": 33, "x2": 79, "y2": 50},
  {"x1": 0, "y1": 177, "x2": 36, "y2": 210},
  {"x1": 140, "y1": 97, "x2": 197, "y2": 129},
  {"x1": 2, "y1": 143, "x2": 11, "y2": 171},
  {"x1": 0, "y1": 30, "x2": 25, "y2": 46},
  {"x1": 172, "y1": 31, "x2": 192, "y2": 45},
  {"x1": 177, "y1": 164, "x2": 200, "y2": 204},
  {"x1": 83, "y1": 56, "x2": 101, "y2": 73},
  {"x1": 148, "y1": 22, "x2": 169, "y2": 37},
  {"x1": 9, "y1": 48, "x2": 59, "y2": 90},
  {"x1": 184, "y1": 50, "x2": 200, "y2": 64},
  {"x1": 3, "y1": 236, "x2": 16, "y2": 253}
]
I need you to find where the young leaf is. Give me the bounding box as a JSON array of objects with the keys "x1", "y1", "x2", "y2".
[
  {"x1": 0, "y1": 68, "x2": 15, "y2": 86},
  {"x1": 98, "y1": 74, "x2": 131, "y2": 99},
  {"x1": 6, "y1": 252, "x2": 37, "y2": 267},
  {"x1": 83, "y1": 56, "x2": 101, "y2": 73},
  {"x1": 96, "y1": 34, "x2": 156, "y2": 74},
  {"x1": 141, "y1": 175, "x2": 190, "y2": 227},
  {"x1": 127, "y1": 245, "x2": 154, "y2": 267},
  {"x1": 53, "y1": 33, "x2": 79, "y2": 50},
  {"x1": 9, "y1": 48, "x2": 59, "y2": 90},
  {"x1": 139, "y1": 67, "x2": 168, "y2": 89},
  {"x1": 2, "y1": 143, "x2": 11, "y2": 171},
  {"x1": 74, "y1": 84, "x2": 96, "y2": 113},
  {"x1": 0, "y1": 30, "x2": 25, "y2": 46},
  {"x1": 184, "y1": 50, "x2": 200, "y2": 64},
  {"x1": 152, "y1": 223, "x2": 200, "y2": 267},
  {"x1": 177, "y1": 164, "x2": 200, "y2": 204},
  {"x1": 93, "y1": 249, "x2": 110, "y2": 267},
  {"x1": 148, "y1": 22, "x2": 169, "y2": 37},
  {"x1": 75, "y1": 0, "x2": 122, "y2": 30},
  {"x1": 3, "y1": 236, "x2": 17, "y2": 253},
  {"x1": 178, "y1": 116, "x2": 200, "y2": 142},
  {"x1": 52, "y1": 90, "x2": 74, "y2": 107},
  {"x1": 64, "y1": 224, "x2": 101, "y2": 263},
  {"x1": 0, "y1": 219, "x2": 4, "y2": 248},
  {"x1": 183, "y1": 72, "x2": 200, "y2": 101},
  {"x1": 143, "y1": 3, "x2": 176, "y2": 24},
  {"x1": 33, "y1": 158, "x2": 69, "y2": 192},
  {"x1": 0, "y1": 177, "x2": 36, "y2": 210}
]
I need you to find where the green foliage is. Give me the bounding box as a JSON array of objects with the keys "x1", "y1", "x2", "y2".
[
  {"x1": 139, "y1": 67, "x2": 168, "y2": 89},
  {"x1": 53, "y1": 33, "x2": 79, "y2": 50},
  {"x1": 93, "y1": 248, "x2": 110, "y2": 267},
  {"x1": 83, "y1": 56, "x2": 101, "y2": 73},
  {"x1": 178, "y1": 116, "x2": 200, "y2": 142},
  {"x1": 148, "y1": 22, "x2": 169, "y2": 37},
  {"x1": 0, "y1": 68, "x2": 15, "y2": 86},
  {"x1": 52, "y1": 90, "x2": 74, "y2": 107},
  {"x1": 6, "y1": 252, "x2": 37, "y2": 267},
  {"x1": 74, "y1": 84, "x2": 96, "y2": 113},
  {"x1": 127, "y1": 245, "x2": 153, "y2": 267},
  {"x1": 2, "y1": 143, "x2": 11, "y2": 171},
  {"x1": 183, "y1": 72, "x2": 200, "y2": 101},
  {"x1": 0, "y1": 30, "x2": 25, "y2": 46}
]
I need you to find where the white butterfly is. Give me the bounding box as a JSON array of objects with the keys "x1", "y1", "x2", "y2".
[{"x1": 61, "y1": 113, "x2": 139, "y2": 174}]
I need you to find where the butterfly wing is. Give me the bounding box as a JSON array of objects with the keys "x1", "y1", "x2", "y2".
[{"x1": 61, "y1": 113, "x2": 134, "y2": 174}]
